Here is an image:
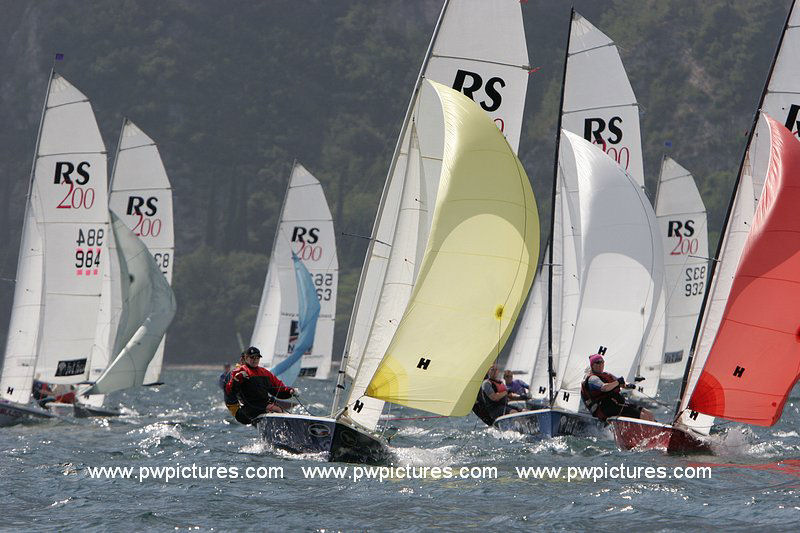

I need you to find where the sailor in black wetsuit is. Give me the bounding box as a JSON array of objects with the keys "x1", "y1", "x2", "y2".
[{"x1": 225, "y1": 346, "x2": 295, "y2": 425}]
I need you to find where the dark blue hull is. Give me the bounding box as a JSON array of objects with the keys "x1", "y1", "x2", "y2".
[
  {"x1": 256, "y1": 413, "x2": 390, "y2": 464},
  {"x1": 493, "y1": 408, "x2": 607, "y2": 438},
  {"x1": 0, "y1": 400, "x2": 55, "y2": 427}
]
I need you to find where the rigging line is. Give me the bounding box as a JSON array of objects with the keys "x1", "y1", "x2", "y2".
[
  {"x1": 340, "y1": 231, "x2": 390, "y2": 247},
  {"x1": 293, "y1": 393, "x2": 322, "y2": 417}
]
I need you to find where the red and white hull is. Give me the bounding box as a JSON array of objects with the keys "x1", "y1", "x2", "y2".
[{"x1": 609, "y1": 416, "x2": 711, "y2": 454}]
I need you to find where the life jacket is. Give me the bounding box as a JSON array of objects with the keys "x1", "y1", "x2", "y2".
[
  {"x1": 472, "y1": 379, "x2": 507, "y2": 426},
  {"x1": 580, "y1": 371, "x2": 623, "y2": 421}
]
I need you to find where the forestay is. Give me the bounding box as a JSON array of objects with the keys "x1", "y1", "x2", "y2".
[
  {"x1": 365, "y1": 81, "x2": 538, "y2": 416},
  {"x1": 340, "y1": 0, "x2": 530, "y2": 430},
  {"x1": 251, "y1": 163, "x2": 337, "y2": 380},
  {"x1": 108, "y1": 119, "x2": 175, "y2": 385},
  {"x1": 85, "y1": 213, "x2": 176, "y2": 394},
  {"x1": 552, "y1": 131, "x2": 662, "y2": 413},
  {"x1": 656, "y1": 158, "x2": 708, "y2": 380}
]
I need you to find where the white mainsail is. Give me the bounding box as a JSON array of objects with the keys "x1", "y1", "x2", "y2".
[
  {"x1": 23, "y1": 73, "x2": 109, "y2": 389},
  {"x1": 505, "y1": 255, "x2": 547, "y2": 387},
  {"x1": 553, "y1": 131, "x2": 662, "y2": 413},
  {"x1": 85, "y1": 213, "x2": 176, "y2": 394},
  {"x1": 337, "y1": 0, "x2": 530, "y2": 430},
  {"x1": 250, "y1": 162, "x2": 338, "y2": 380},
  {"x1": 108, "y1": 119, "x2": 175, "y2": 385},
  {"x1": 655, "y1": 157, "x2": 708, "y2": 380},
  {"x1": 561, "y1": 12, "x2": 644, "y2": 188},
  {"x1": 676, "y1": 1, "x2": 800, "y2": 434}
]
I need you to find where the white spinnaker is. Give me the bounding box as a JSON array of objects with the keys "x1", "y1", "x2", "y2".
[
  {"x1": 0, "y1": 199, "x2": 44, "y2": 404},
  {"x1": 108, "y1": 119, "x2": 174, "y2": 385},
  {"x1": 656, "y1": 158, "x2": 708, "y2": 380},
  {"x1": 86, "y1": 213, "x2": 176, "y2": 394},
  {"x1": 560, "y1": 12, "x2": 644, "y2": 188},
  {"x1": 553, "y1": 131, "x2": 662, "y2": 413},
  {"x1": 29, "y1": 74, "x2": 108, "y2": 386},
  {"x1": 340, "y1": 0, "x2": 529, "y2": 430},
  {"x1": 506, "y1": 257, "x2": 547, "y2": 386},
  {"x1": 677, "y1": 2, "x2": 800, "y2": 432},
  {"x1": 251, "y1": 163, "x2": 337, "y2": 379}
]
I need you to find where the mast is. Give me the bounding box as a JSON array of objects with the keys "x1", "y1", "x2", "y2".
[
  {"x1": 545, "y1": 8, "x2": 574, "y2": 406},
  {"x1": 673, "y1": 1, "x2": 795, "y2": 420},
  {"x1": 331, "y1": 0, "x2": 451, "y2": 415}
]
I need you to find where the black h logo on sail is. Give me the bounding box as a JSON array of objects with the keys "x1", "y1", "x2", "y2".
[
  {"x1": 353, "y1": 400, "x2": 364, "y2": 413},
  {"x1": 597, "y1": 346, "x2": 607, "y2": 355},
  {"x1": 689, "y1": 411, "x2": 699, "y2": 420},
  {"x1": 417, "y1": 357, "x2": 431, "y2": 370},
  {"x1": 538, "y1": 386, "x2": 546, "y2": 394},
  {"x1": 562, "y1": 392, "x2": 570, "y2": 401},
  {"x1": 733, "y1": 366, "x2": 745, "y2": 378},
  {"x1": 6, "y1": 386, "x2": 12, "y2": 395}
]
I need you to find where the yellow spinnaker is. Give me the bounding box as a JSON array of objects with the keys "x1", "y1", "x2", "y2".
[{"x1": 365, "y1": 81, "x2": 539, "y2": 416}]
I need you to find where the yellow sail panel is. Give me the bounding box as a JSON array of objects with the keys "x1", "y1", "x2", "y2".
[{"x1": 365, "y1": 81, "x2": 539, "y2": 416}]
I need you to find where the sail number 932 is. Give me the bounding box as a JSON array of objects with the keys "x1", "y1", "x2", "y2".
[
  {"x1": 685, "y1": 266, "x2": 706, "y2": 297},
  {"x1": 313, "y1": 273, "x2": 333, "y2": 301}
]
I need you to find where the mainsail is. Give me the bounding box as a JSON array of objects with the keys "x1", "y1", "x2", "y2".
[
  {"x1": 656, "y1": 157, "x2": 708, "y2": 380},
  {"x1": 11, "y1": 73, "x2": 109, "y2": 392},
  {"x1": 108, "y1": 119, "x2": 175, "y2": 385},
  {"x1": 85, "y1": 213, "x2": 176, "y2": 394},
  {"x1": 552, "y1": 130, "x2": 662, "y2": 413},
  {"x1": 337, "y1": 0, "x2": 529, "y2": 430},
  {"x1": 270, "y1": 254, "x2": 321, "y2": 387},
  {"x1": 365, "y1": 81, "x2": 538, "y2": 416},
  {"x1": 250, "y1": 163, "x2": 337, "y2": 379}
]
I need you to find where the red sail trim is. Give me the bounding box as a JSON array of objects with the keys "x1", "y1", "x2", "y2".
[{"x1": 688, "y1": 114, "x2": 800, "y2": 426}]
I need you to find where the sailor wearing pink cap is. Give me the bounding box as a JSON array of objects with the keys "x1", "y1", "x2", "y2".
[{"x1": 580, "y1": 353, "x2": 654, "y2": 422}]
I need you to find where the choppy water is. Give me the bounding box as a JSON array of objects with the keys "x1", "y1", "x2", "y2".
[{"x1": 2, "y1": 369, "x2": 800, "y2": 531}]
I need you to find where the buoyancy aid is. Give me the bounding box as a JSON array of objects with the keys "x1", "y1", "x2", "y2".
[
  {"x1": 472, "y1": 379, "x2": 507, "y2": 425},
  {"x1": 580, "y1": 371, "x2": 624, "y2": 421}
]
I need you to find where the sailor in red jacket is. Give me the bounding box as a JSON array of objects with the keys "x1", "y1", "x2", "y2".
[
  {"x1": 225, "y1": 346, "x2": 296, "y2": 425},
  {"x1": 580, "y1": 353, "x2": 655, "y2": 422}
]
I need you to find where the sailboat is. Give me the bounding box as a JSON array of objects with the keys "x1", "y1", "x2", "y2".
[
  {"x1": 647, "y1": 157, "x2": 708, "y2": 382},
  {"x1": 0, "y1": 71, "x2": 108, "y2": 426},
  {"x1": 495, "y1": 11, "x2": 663, "y2": 437},
  {"x1": 613, "y1": 113, "x2": 800, "y2": 452},
  {"x1": 257, "y1": 80, "x2": 537, "y2": 462},
  {"x1": 107, "y1": 119, "x2": 175, "y2": 387},
  {"x1": 250, "y1": 162, "x2": 338, "y2": 380},
  {"x1": 82, "y1": 212, "x2": 177, "y2": 398},
  {"x1": 612, "y1": 1, "x2": 800, "y2": 452}
]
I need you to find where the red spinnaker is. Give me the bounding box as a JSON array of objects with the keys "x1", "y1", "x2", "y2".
[{"x1": 688, "y1": 115, "x2": 800, "y2": 425}]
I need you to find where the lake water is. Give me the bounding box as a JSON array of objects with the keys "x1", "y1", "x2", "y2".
[{"x1": 2, "y1": 368, "x2": 799, "y2": 531}]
